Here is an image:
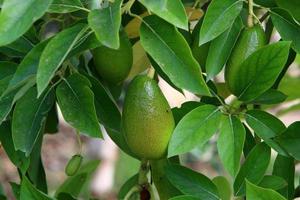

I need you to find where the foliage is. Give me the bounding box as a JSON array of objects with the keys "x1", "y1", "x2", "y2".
[{"x1": 0, "y1": 0, "x2": 300, "y2": 199}]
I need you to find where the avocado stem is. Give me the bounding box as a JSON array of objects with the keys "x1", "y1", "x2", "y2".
[
  {"x1": 124, "y1": 186, "x2": 140, "y2": 200},
  {"x1": 147, "y1": 67, "x2": 155, "y2": 79},
  {"x1": 247, "y1": 0, "x2": 254, "y2": 27}
]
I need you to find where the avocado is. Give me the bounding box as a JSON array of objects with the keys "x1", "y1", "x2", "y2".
[
  {"x1": 122, "y1": 75, "x2": 175, "y2": 160},
  {"x1": 225, "y1": 24, "x2": 266, "y2": 93},
  {"x1": 92, "y1": 31, "x2": 133, "y2": 84}
]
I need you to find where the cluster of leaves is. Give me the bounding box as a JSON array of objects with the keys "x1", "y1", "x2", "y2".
[{"x1": 0, "y1": 0, "x2": 300, "y2": 199}]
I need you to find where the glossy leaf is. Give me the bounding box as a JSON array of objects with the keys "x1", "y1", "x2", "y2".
[
  {"x1": 0, "y1": 0, "x2": 52, "y2": 46},
  {"x1": 48, "y1": 0, "x2": 84, "y2": 13},
  {"x1": 5, "y1": 40, "x2": 49, "y2": 96},
  {"x1": 273, "y1": 155, "x2": 295, "y2": 199},
  {"x1": 140, "y1": 15, "x2": 210, "y2": 96},
  {"x1": 12, "y1": 87, "x2": 55, "y2": 155},
  {"x1": 199, "y1": 0, "x2": 243, "y2": 45},
  {"x1": 243, "y1": 124, "x2": 256, "y2": 158},
  {"x1": 275, "y1": 122, "x2": 300, "y2": 160},
  {"x1": 138, "y1": 0, "x2": 188, "y2": 30},
  {"x1": 166, "y1": 164, "x2": 219, "y2": 200},
  {"x1": 37, "y1": 24, "x2": 88, "y2": 96},
  {"x1": 230, "y1": 42, "x2": 291, "y2": 101},
  {"x1": 234, "y1": 143, "x2": 271, "y2": 196},
  {"x1": 246, "y1": 180, "x2": 286, "y2": 200},
  {"x1": 20, "y1": 177, "x2": 53, "y2": 200},
  {"x1": 56, "y1": 73, "x2": 101, "y2": 138},
  {"x1": 88, "y1": 0, "x2": 122, "y2": 49},
  {"x1": 271, "y1": 8, "x2": 300, "y2": 53},
  {"x1": 217, "y1": 115, "x2": 245, "y2": 177},
  {"x1": 172, "y1": 101, "x2": 204, "y2": 125},
  {"x1": 206, "y1": 17, "x2": 243, "y2": 80},
  {"x1": 212, "y1": 176, "x2": 232, "y2": 200},
  {"x1": 168, "y1": 105, "x2": 222, "y2": 157}
]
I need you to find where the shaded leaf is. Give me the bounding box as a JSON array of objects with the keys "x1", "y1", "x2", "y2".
[
  {"x1": 20, "y1": 177, "x2": 53, "y2": 200},
  {"x1": 246, "y1": 180, "x2": 286, "y2": 200},
  {"x1": 56, "y1": 73, "x2": 101, "y2": 138},
  {"x1": 234, "y1": 143, "x2": 271, "y2": 196},
  {"x1": 259, "y1": 175, "x2": 287, "y2": 191},
  {"x1": 49, "y1": 0, "x2": 84, "y2": 13},
  {"x1": 212, "y1": 176, "x2": 232, "y2": 200},
  {"x1": 37, "y1": 24, "x2": 88, "y2": 96},
  {"x1": 88, "y1": 0, "x2": 122, "y2": 49},
  {"x1": 166, "y1": 164, "x2": 219, "y2": 200}
]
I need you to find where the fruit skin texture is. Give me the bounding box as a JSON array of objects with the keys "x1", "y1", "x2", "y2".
[
  {"x1": 122, "y1": 75, "x2": 175, "y2": 160},
  {"x1": 225, "y1": 24, "x2": 266, "y2": 93},
  {"x1": 65, "y1": 154, "x2": 83, "y2": 176},
  {"x1": 92, "y1": 32, "x2": 133, "y2": 84}
]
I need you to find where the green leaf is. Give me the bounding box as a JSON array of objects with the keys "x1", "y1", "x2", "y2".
[
  {"x1": 206, "y1": 17, "x2": 243, "y2": 80},
  {"x1": 217, "y1": 115, "x2": 245, "y2": 177},
  {"x1": 234, "y1": 143, "x2": 271, "y2": 196},
  {"x1": 140, "y1": 15, "x2": 210, "y2": 96},
  {"x1": 246, "y1": 180, "x2": 286, "y2": 200},
  {"x1": 138, "y1": 0, "x2": 188, "y2": 30},
  {"x1": 243, "y1": 124, "x2": 256, "y2": 158},
  {"x1": 86, "y1": 75, "x2": 121, "y2": 132},
  {"x1": 12, "y1": 87, "x2": 55, "y2": 155},
  {"x1": 57, "y1": 193, "x2": 76, "y2": 200},
  {"x1": 0, "y1": 0, "x2": 52, "y2": 46},
  {"x1": 48, "y1": 0, "x2": 84, "y2": 13},
  {"x1": 169, "y1": 196, "x2": 199, "y2": 200},
  {"x1": 275, "y1": 122, "x2": 300, "y2": 160},
  {"x1": 56, "y1": 73, "x2": 101, "y2": 138},
  {"x1": 166, "y1": 164, "x2": 219, "y2": 200},
  {"x1": 212, "y1": 176, "x2": 232, "y2": 200},
  {"x1": 271, "y1": 8, "x2": 300, "y2": 53},
  {"x1": 118, "y1": 174, "x2": 138, "y2": 199},
  {"x1": 168, "y1": 105, "x2": 222, "y2": 157},
  {"x1": 88, "y1": 0, "x2": 122, "y2": 49},
  {"x1": 272, "y1": 155, "x2": 295, "y2": 199},
  {"x1": 254, "y1": 0, "x2": 276, "y2": 7},
  {"x1": 259, "y1": 175, "x2": 287, "y2": 191},
  {"x1": 37, "y1": 23, "x2": 88, "y2": 96},
  {"x1": 55, "y1": 160, "x2": 100, "y2": 198},
  {"x1": 199, "y1": 0, "x2": 243, "y2": 45},
  {"x1": 172, "y1": 101, "x2": 204, "y2": 125},
  {"x1": 230, "y1": 42, "x2": 291, "y2": 101},
  {"x1": 0, "y1": 121, "x2": 30, "y2": 173},
  {"x1": 168, "y1": 105, "x2": 221, "y2": 157},
  {"x1": 250, "y1": 89, "x2": 287, "y2": 105},
  {"x1": 0, "y1": 62, "x2": 18, "y2": 80},
  {"x1": 0, "y1": 36, "x2": 34, "y2": 58},
  {"x1": 245, "y1": 110, "x2": 288, "y2": 156},
  {"x1": 20, "y1": 177, "x2": 53, "y2": 200},
  {"x1": 68, "y1": 32, "x2": 101, "y2": 57},
  {"x1": 4, "y1": 40, "x2": 49, "y2": 96},
  {"x1": 275, "y1": 0, "x2": 300, "y2": 22}
]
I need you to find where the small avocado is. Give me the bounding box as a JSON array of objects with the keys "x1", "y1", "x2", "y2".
[
  {"x1": 225, "y1": 24, "x2": 266, "y2": 93},
  {"x1": 92, "y1": 31, "x2": 133, "y2": 84},
  {"x1": 65, "y1": 154, "x2": 83, "y2": 176},
  {"x1": 122, "y1": 75, "x2": 175, "y2": 160}
]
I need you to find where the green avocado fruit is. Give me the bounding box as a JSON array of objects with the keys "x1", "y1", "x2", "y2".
[
  {"x1": 92, "y1": 31, "x2": 133, "y2": 84},
  {"x1": 122, "y1": 75, "x2": 175, "y2": 160},
  {"x1": 65, "y1": 154, "x2": 83, "y2": 176},
  {"x1": 225, "y1": 24, "x2": 266, "y2": 93}
]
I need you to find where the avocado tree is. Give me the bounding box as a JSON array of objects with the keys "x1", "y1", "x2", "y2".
[{"x1": 0, "y1": 0, "x2": 300, "y2": 199}]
